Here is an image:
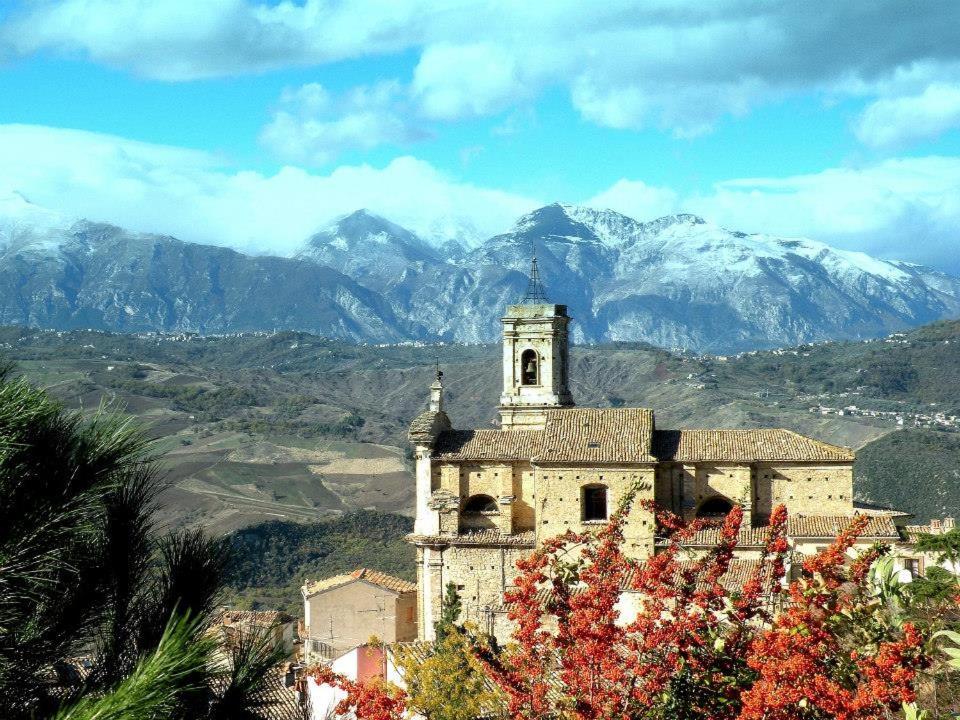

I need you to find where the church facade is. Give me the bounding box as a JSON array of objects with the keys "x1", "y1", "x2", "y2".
[{"x1": 407, "y1": 295, "x2": 902, "y2": 641}]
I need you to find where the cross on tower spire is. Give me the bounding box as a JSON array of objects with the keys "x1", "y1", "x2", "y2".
[{"x1": 521, "y1": 249, "x2": 549, "y2": 303}]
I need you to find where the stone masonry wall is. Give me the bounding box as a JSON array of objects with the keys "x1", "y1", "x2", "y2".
[{"x1": 755, "y1": 463, "x2": 854, "y2": 518}]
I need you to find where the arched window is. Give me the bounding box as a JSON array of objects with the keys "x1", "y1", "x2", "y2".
[
  {"x1": 521, "y1": 349, "x2": 539, "y2": 385},
  {"x1": 697, "y1": 496, "x2": 734, "y2": 518},
  {"x1": 582, "y1": 485, "x2": 608, "y2": 522},
  {"x1": 463, "y1": 494, "x2": 498, "y2": 513}
]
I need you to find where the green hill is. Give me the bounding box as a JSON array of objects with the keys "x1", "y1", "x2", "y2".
[{"x1": 855, "y1": 429, "x2": 960, "y2": 523}]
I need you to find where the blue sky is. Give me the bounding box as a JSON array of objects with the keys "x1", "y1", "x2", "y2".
[{"x1": 1, "y1": 1, "x2": 960, "y2": 272}]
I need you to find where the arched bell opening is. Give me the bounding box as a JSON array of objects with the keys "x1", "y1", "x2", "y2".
[{"x1": 520, "y1": 349, "x2": 539, "y2": 386}]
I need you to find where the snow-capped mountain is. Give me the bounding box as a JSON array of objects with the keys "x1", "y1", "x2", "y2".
[
  {"x1": 292, "y1": 203, "x2": 960, "y2": 350},
  {"x1": 1, "y1": 196, "x2": 958, "y2": 351},
  {"x1": 0, "y1": 194, "x2": 405, "y2": 341}
]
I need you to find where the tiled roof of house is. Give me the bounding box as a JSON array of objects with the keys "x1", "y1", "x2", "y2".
[
  {"x1": 211, "y1": 669, "x2": 302, "y2": 720},
  {"x1": 653, "y1": 428, "x2": 854, "y2": 462},
  {"x1": 535, "y1": 407, "x2": 656, "y2": 463},
  {"x1": 215, "y1": 609, "x2": 295, "y2": 627},
  {"x1": 493, "y1": 559, "x2": 779, "y2": 611},
  {"x1": 302, "y1": 568, "x2": 416, "y2": 598},
  {"x1": 434, "y1": 429, "x2": 542, "y2": 460},
  {"x1": 788, "y1": 514, "x2": 900, "y2": 538},
  {"x1": 628, "y1": 558, "x2": 778, "y2": 594},
  {"x1": 406, "y1": 529, "x2": 537, "y2": 548},
  {"x1": 666, "y1": 514, "x2": 901, "y2": 547}
]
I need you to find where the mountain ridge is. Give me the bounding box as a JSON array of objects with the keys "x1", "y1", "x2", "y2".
[{"x1": 1, "y1": 195, "x2": 958, "y2": 352}]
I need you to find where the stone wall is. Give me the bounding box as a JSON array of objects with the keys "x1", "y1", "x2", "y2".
[
  {"x1": 536, "y1": 465, "x2": 656, "y2": 559},
  {"x1": 305, "y1": 582, "x2": 413, "y2": 651},
  {"x1": 415, "y1": 543, "x2": 530, "y2": 640},
  {"x1": 755, "y1": 463, "x2": 854, "y2": 518}
]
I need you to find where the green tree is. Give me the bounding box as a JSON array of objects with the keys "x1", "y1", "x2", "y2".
[
  {"x1": 0, "y1": 371, "x2": 290, "y2": 719},
  {"x1": 397, "y1": 626, "x2": 497, "y2": 720},
  {"x1": 915, "y1": 528, "x2": 960, "y2": 579},
  {"x1": 434, "y1": 581, "x2": 462, "y2": 644}
]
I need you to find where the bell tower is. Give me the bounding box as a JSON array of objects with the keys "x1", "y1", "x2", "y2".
[{"x1": 498, "y1": 255, "x2": 573, "y2": 430}]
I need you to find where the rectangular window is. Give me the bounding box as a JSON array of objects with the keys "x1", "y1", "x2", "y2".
[{"x1": 582, "y1": 486, "x2": 608, "y2": 522}]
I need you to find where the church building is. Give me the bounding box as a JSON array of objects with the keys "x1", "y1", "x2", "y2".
[{"x1": 406, "y1": 261, "x2": 902, "y2": 641}]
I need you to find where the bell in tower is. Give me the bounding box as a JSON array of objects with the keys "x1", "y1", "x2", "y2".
[{"x1": 498, "y1": 253, "x2": 573, "y2": 430}]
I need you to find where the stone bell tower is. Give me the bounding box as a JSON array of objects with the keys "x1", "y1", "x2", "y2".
[{"x1": 498, "y1": 255, "x2": 573, "y2": 430}]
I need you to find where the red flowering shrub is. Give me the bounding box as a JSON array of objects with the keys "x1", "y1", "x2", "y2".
[
  {"x1": 304, "y1": 663, "x2": 406, "y2": 720},
  {"x1": 313, "y1": 486, "x2": 930, "y2": 719}
]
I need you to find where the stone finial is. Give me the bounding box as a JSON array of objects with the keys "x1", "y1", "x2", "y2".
[{"x1": 430, "y1": 362, "x2": 444, "y2": 413}]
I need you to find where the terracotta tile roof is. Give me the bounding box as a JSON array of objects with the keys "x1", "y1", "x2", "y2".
[
  {"x1": 434, "y1": 429, "x2": 542, "y2": 461},
  {"x1": 636, "y1": 558, "x2": 778, "y2": 594},
  {"x1": 406, "y1": 529, "x2": 536, "y2": 547},
  {"x1": 211, "y1": 669, "x2": 302, "y2": 720},
  {"x1": 216, "y1": 609, "x2": 295, "y2": 627},
  {"x1": 493, "y1": 559, "x2": 778, "y2": 611},
  {"x1": 653, "y1": 428, "x2": 854, "y2": 462},
  {"x1": 535, "y1": 407, "x2": 656, "y2": 463},
  {"x1": 668, "y1": 514, "x2": 902, "y2": 547},
  {"x1": 302, "y1": 568, "x2": 416, "y2": 597},
  {"x1": 663, "y1": 526, "x2": 776, "y2": 548},
  {"x1": 788, "y1": 514, "x2": 900, "y2": 539},
  {"x1": 349, "y1": 568, "x2": 417, "y2": 594}
]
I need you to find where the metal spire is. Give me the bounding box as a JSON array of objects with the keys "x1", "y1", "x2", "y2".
[{"x1": 521, "y1": 248, "x2": 549, "y2": 303}]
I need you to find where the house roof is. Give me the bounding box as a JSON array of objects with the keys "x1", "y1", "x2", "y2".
[
  {"x1": 665, "y1": 514, "x2": 902, "y2": 547},
  {"x1": 434, "y1": 429, "x2": 542, "y2": 461},
  {"x1": 535, "y1": 407, "x2": 656, "y2": 463},
  {"x1": 215, "y1": 609, "x2": 295, "y2": 627},
  {"x1": 653, "y1": 428, "x2": 854, "y2": 463},
  {"x1": 432, "y1": 407, "x2": 850, "y2": 465},
  {"x1": 408, "y1": 409, "x2": 452, "y2": 444},
  {"x1": 434, "y1": 408, "x2": 657, "y2": 464},
  {"x1": 302, "y1": 568, "x2": 416, "y2": 598}
]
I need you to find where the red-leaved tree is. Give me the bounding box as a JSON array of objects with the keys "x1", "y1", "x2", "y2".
[{"x1": 312, "y1": 486, "x2": 929, "y2": 719}]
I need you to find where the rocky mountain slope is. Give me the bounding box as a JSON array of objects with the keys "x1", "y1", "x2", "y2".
[
  {"x1": 3, "y1": 192, "x2": 959, "y2": 352},
  {"x1": 0, "y1": 192, "x2": 405, "y2": 341}
]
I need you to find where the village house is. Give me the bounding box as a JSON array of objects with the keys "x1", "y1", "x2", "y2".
[
  {"x1": 212, "y1": 609, "x2": 297, "y2": 657},
  {"x1": 898, "y1": 517, "x2": 959, "y2": 578},
  {"x1": 406, "y1": 262, "x2": 910, "y2": 642},
  {"x1": 301, "y1": 568, "x2": 417, "y2": 664}
]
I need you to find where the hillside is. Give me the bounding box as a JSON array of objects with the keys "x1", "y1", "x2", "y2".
[
  {"x1": 4, "y1": 193, "x2": 960, "y2": 352},
  {"x1": 3, "y1": 319, "x2": 959, "y2": 532},
  {"x1": 855, "y1": 430, "x2": 960, "y2": 523},
  {"x1": 223, "y1": 511, "x2": 414, "y2": 615}
]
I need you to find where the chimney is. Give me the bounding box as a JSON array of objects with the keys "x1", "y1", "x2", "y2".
[
  {"x1": 931, "y1": 519, "x2": 942, "y2": 531},
  {"x1": 944, "y1": 517, "x2": 955, "y2": 531}
]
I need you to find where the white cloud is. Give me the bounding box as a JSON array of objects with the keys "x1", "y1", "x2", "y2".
[
  {"x1": 412, "y1": 42, "x2": 532, "y2": 120},
  {"x1": 4, "y1": 2, "x2": 960, "y2": 141},
  {"x1": 0, "y1": 124, "x2": 538, "y2": 253},
  {"x1": 588, "y1": 158, "x2": 960, "y2": 274},
  {"x1": 2, "y1": 124, "x2": 959, "y2": 276},
  {"x1": 586, "y1": 180, "x2": 680, "y2": 220},
  {"x1": 260, "y1": 81, "x2": 429, "y2": 165},
  {"x1": 855, "y1": 83, "x2": 960, "y2": 149}
]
